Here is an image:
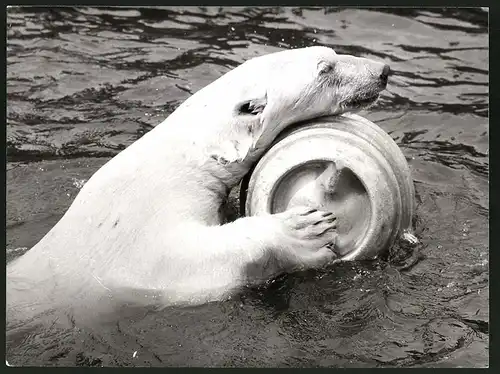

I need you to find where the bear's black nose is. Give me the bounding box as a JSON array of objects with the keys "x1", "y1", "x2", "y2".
[{"x1": 380, "y1": 64, "x2": 390, "y2": 87}]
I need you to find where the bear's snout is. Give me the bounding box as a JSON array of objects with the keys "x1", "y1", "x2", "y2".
[{"x1": 379, "y1": 64, "x2": 391, "y2": 88}]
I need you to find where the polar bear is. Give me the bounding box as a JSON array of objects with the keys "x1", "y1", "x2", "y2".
[{"x1": 7, "y1": 46, "x2": 390, "y2": 327}]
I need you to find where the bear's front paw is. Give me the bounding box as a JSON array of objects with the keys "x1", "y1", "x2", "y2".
[{"x1": 274, "y1": 206, "x2": 338, "y2": 255}]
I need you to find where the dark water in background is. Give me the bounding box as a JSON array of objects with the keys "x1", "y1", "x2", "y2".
[{"x1": 6, "y1": 7, "x2": 488, "y2": 367}]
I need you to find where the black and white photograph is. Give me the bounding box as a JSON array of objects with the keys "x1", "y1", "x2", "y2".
[{"x1": 6, "y1": 6, "x2": 489, "y2": 368}]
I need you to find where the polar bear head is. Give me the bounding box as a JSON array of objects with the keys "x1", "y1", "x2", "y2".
[{"x1": 206, "y1": 46, "x2": 390, "y2": 166}]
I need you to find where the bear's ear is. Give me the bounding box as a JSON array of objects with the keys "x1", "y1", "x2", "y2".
[{"x1": 210, "y1": 94, "x2": 268, "y2": 166}]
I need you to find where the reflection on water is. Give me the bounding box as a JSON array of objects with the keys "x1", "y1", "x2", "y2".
[{"x1": 6, "y1": 7, "x2": 488, "y2": 367}]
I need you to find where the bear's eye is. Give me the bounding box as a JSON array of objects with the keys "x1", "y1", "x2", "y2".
[{"x1": 318, "y1": 61, "x2": 334, "y2": 75}]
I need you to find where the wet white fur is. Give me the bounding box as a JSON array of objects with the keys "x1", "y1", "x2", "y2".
[{"x1": 7, "y1": 46, "x2": 387, "y2": 325}]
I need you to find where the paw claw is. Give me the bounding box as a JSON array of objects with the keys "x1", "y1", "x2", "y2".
[
  {"x1": 313, "y1": 215, "x2": 336, "y2": 226},
  {"x1": 316, "y1": 226, "x2": 336, "y2": 237},
  {"x1": 300, "y1": 208, "x2": 318, "y2": 216}
]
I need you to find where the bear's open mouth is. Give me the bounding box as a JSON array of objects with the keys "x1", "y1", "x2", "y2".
[{"x1": 346, "y1": 92, "x2": 380, "y2": 108}]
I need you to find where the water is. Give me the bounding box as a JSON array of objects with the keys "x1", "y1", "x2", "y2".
[{"x1": 6, "y1": 7, "x2": 488, "y2": 367}]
